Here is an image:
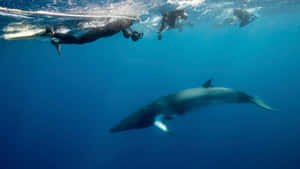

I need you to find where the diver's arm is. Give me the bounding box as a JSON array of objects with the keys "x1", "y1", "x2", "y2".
[
  {"x1": 158, "y1": 32, "x2": 162, "y2": 40},
  {"x1": 157, "y1": 22, "x2": 165, "y2": 40},
  {"x1": 158, "y1": 21, "x2": 166, "y2": 33},
  {"x1": 122, "y1": 29, "x2": 131, "y2": 38}
]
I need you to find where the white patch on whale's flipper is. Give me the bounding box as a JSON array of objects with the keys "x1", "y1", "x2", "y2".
[
  {"x1": 154, "y1": 120, "x2": 168, "y2": 132},
  {"x1": 154, "y1": 115, "x2": 172, "y2": 134}
]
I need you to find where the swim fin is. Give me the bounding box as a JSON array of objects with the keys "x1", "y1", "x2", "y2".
[{"x1": 51, "y1": 39, "x2": 61, "y2": 56}]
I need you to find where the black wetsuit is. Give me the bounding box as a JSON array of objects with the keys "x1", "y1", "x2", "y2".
[
  {"x1": 53, "y1": 19, "x2": 134, "y2": 44},
  {"x1": 233, "y1": 8, "x2": 255, "y2": 27},
  {"x1": 158, "y1": 9, "x2": 186, "y2": 33}
]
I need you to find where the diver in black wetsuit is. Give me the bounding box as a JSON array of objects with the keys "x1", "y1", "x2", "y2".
[
  {"x1": 233, "y1": 8, "x2": 257, "y2": 27},
  {"x1": 49, "y1": 19, "x2": 143, "y2": 55},
  {"x1": 157, "y1": 9, "x2": 189, "y2": 40}
]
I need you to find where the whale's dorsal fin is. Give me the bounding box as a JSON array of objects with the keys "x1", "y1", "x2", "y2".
[{"x1": 202, "y1": 79, "x2": 213, "y2": 88}]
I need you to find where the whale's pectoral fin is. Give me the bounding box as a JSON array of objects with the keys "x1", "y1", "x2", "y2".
[
  {"x1": 154, "y1": 115, "x2": 172, "y2": 134},
  {"x1": 202, "y1": 79, "x2": 213, "y2": 88},
  {"x1": 154, "y1": 120, "x2": 173, "y2": 134}
]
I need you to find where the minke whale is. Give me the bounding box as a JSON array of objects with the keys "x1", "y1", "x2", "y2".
[{"x1": 110, "y1": 80, "x2": 276, "y2": 134}]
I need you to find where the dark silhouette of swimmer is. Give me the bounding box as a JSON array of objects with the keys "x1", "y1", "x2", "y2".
[
  {"x1": 157, "y1": 9, "x2": 189, "y2": 40},
  {"x1": 49, "y1": 19, "x2": 143, "y2": 55},
  {"x1": 233, "y1": 8, "x2": 257, "y2": 27}
]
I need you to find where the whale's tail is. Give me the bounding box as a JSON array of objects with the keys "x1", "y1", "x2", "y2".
[{"x1": 250, "y1": 97, "x2": 277, "y2": 111}]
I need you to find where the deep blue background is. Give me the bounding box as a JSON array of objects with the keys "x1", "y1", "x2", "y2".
[{"x1": 1, "y1": 9, "x2": 300, "y2": 169}]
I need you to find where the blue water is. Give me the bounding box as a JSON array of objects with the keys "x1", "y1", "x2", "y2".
[{"x1": 1, "y1": 1, "x2": 300, "y2": 169}]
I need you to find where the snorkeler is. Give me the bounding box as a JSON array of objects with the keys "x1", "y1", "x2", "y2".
[
  {"x1": 214, "y1": 7, "x2": 258, "y2": 28},
  {"x1": 233, "y1": 8, "x2": 257, "y2": 27},
  {"x1": 50, "y1": 19, "x2": 143, "y2": 55},
  {"x1": 157, "y1": 9, "x2": 190, "y2": 40}
]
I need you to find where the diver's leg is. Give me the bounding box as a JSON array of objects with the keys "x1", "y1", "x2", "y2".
[
  {"x1": 52, "y1": 33, "x2": 80, "y2": 44},
  {"x1": 158, "y1": 21, "x2": 166, "y2": 33},
  {"x1": 51, "y1": 39, "x2": 61, "y2": 56},
  {"x1": 50, "y1": 32, "x2": 78, "y2": 55},
  {"x1": 74, "y1": 29, "x2": 108, "y2": 44},
  {"x1": 50, "y1": 30, "x2": 103, "y2": 55},
  {"x1": 50, "y1": 32, "x2": 81, "y2": 55},
  {"x1": 52, "y1": 29, "x2": 101, "y2": 44}
]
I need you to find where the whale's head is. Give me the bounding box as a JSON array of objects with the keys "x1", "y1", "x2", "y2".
[{"x1": 110, "y1": 103, "x2": 160, "y2": 133}]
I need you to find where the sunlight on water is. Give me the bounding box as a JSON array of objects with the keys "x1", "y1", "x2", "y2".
[{"x1": 0, "y1": 0, "x2": 299, "y2": 40}]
